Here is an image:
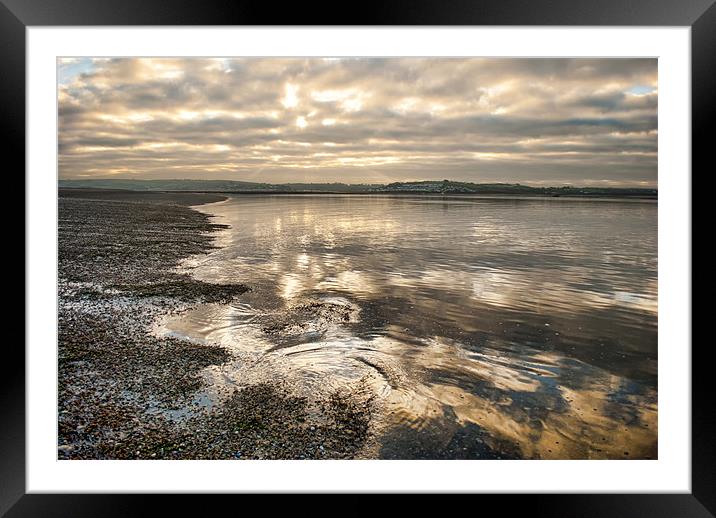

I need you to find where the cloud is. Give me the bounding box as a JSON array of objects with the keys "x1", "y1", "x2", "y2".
[{"x1": 58, "y1": 58, "x2": 657, "y2": 186}]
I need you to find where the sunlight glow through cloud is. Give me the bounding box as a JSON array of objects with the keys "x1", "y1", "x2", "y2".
[{"x1": 281, "y1": 83, "x2": 299, "y2": 109}]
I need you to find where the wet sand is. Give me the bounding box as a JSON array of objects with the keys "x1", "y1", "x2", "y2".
[{"x1": 58, "y1": 189, "x2": 372, "y2": 459}]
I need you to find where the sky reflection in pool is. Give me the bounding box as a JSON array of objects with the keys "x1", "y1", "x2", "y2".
[{"x1": 159, "y1": 195, "x2": 657, "y2": 459}]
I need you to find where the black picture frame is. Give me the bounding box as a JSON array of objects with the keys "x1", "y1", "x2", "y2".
[{"x1": 6, "y1": 0, "x2": 709, "y2": 514}]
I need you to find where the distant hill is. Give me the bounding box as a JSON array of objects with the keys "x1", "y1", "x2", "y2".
[
  {"x1": 58, "y1": 178, "x2": 657, "y2": 197},
  {"x1": 58, "y1": 178, "x2": 277, "y2": 192}
]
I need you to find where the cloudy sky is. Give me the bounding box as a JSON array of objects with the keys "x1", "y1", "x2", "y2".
[{"x1": 58, "y1": 58, "x2": 657, "y2": 186}]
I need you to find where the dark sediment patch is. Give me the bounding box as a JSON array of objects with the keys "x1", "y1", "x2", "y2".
[
  {"x1": 118, "y1": 279, "x2": 250, "y2": 303},
  {"x1": 261, "y1": 300, "x2": 357, "y2": 350},
  {"x1": 172, "y1": 383, "x2": 372, "y2": 460},
  {"x1": 58, "y1": 189, "x2": 372, "y2": 460}
]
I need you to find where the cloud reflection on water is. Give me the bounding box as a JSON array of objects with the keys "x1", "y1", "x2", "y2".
[{"x1": 163, "y1": 195, "x2": 657, "y2": 459}]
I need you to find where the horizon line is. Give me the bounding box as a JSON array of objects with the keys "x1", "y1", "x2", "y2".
[{"x1": 58, "y1": 178, "x2": 658, "y2": 190}]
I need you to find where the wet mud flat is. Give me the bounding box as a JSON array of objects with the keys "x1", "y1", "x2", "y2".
[{"x1": 58, "y1": 189, "x2": 372, "y2": 459}]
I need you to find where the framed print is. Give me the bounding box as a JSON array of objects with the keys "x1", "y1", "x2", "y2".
[{"x1": 7, "y1": 0, "x2": 710, "y2": 514}]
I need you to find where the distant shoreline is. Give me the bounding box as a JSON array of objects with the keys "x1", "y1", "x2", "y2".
[
  {"x1": 162, "y1": 190, "x2": 658, "y2": 200},
  {"x1": 59, "y1": 186, "x2": 657, "y2": 201},
  {"x1": 58, "y1": 179, "x2": 657, "y2": 199}
]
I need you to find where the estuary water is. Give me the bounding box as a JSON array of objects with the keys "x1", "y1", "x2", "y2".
[{"x1": 158, "y1": 194, "x2": 657, "y2": 459}]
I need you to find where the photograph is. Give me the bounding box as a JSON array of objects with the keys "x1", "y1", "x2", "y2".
[
  {"x1": 2, "y1": 0, "x2": 708, "y2": 507},
  {"x1": 57, "y1": 56, "x2": 659, "y2": 461}
]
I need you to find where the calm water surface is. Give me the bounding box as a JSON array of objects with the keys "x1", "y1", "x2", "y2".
[{"x1": 158, "y1": 195, "x2": 657, "y2": 459}]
